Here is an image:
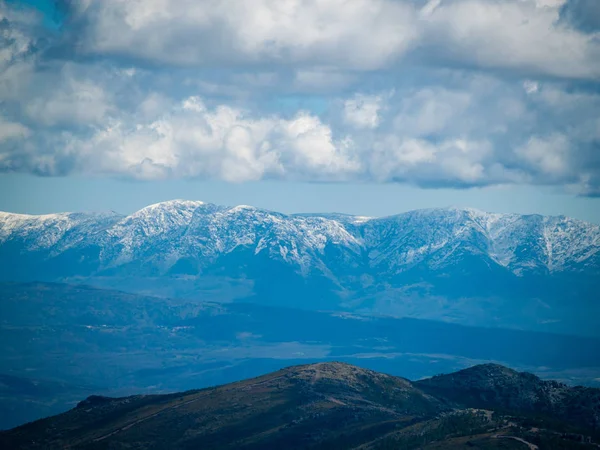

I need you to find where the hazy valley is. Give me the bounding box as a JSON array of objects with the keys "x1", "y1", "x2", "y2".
[{"x1": 1, "y1": 282, "x2": 599, "y2": 431}]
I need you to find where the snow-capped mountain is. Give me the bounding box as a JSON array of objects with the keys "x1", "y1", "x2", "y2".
[
  {"x1": 1, "y1": 200, "x2": 599, "y2": 335},
  {"x1": 360, "y1": 207, "x2": 600, "y2": 275}
]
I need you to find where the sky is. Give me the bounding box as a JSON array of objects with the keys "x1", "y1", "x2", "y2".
[{"x1": 1, "y1": 0, "x2": 600, "y2": 221}]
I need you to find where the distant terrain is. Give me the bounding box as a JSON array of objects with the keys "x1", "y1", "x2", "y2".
[
  {"x1": 1, "y1": 282, "x2": 600, "y2": 430},
  {"x1": 1, "y1": 201, "x2": 599, "y2": 432},
  {"x1": 1, "y1": 200, "x2": 599, "y2": 336},
  {"x1": 2, "y1": 362, "x2": 599, "y2": 449}
]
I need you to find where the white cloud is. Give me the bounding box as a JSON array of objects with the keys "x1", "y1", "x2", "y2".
[
  {"x1": 0, "y1": 117, "x2": 30, "y2": 143},
  {"x1": 523, "y1": 80, "x2": 539, "y2": 94},
  {"x1": 0, "y1": 116, "x2": 31, "y2": 172},
  {"x1": 370, "y1": 137, "x2": 493, "y2": 185},
  {"x1": 137, "y1": 93, "x2": 174, "y2": 120},
  {"x1": 75, "y1": 0, "x2": 418, "y2": 70},
  {"x1": 515, "y1": 134, "x2": 570, "y2": 177},
  {"x1": 53, "y1": 96, "x2": 359, "y2": 182},
  {"x1": 343, "y1": 94, "x2": 386, "y2": 129},
  {"x1": 420, "y1": 0, "x2": 443, "y2": 17},
  {"x1": 2, "y1": 80, "x2": 599, "y2": 194},
  {"x1": 1, "y1": 0, "x2": 600, "y2": 196},
  {"x1": 421, "y1": 0, "x2": 600, "y2": 79},
  {"x1": 393, "y1": 88, "x2": 472, "y2": 137},
  {"x1": 533, "y1": 0, "x2": 566, "y2": 7},
  {"x1": 0, "y1": 6, "x2": 37, "y2": 102},
  {"x1": 64, "y1": 0, "x2": 600, "y2": 80},
  {"x1": 25, "y1": 77, "x2": 113, "y2": 127}
]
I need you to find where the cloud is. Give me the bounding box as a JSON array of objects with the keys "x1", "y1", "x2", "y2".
[
  {"x1": 370, "y1": 136, "x2": 499, "y2": 187},
  {"x1": 1, "y1": 0, "x2": 600, "y2": 196},
  {"x1": 420, "y1": 0, "x2": 600, "y2": 79},
  {"x1": 25, "y1": 76, "x2": 113, "y2": 127},
  {"x1": 26, "y1": 96, "x2": 359, "y2": 182},
  {"x1": 69, "y1": 0, "x2": 418, "y2": 70},
  {"x1": 0, "y1": 117, "x2": 30, "y2": 143},
  {"x1": 0, "y1": 6, "x2": 39, "y2": 102},
  {"x1": 2, "y1": 82, "x2": 599, "y2": 193},
  {"x1": 343, "y1": 94, "x2": 387, "y2": 129},
  {"x1": 559, "y1": 0, "x2": 600, "y2": 34},
  {"x1": 0, "y1": 116, "x2": 32, "y2": 173},
  {"x1": 56, "y1": 0, "x2": 600, "y2": 80},
  {"x1": 523, "y1": 80, "x2": 539, "y2": 94},
  {"x1": 515, "y1": 134, "x2": 571, "y2": 178},
  {"x1": 392, "y1": 88, "x2": 472, "y2": 137}
]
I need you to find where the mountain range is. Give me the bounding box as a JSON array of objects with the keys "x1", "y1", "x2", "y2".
[
  {"x1": 1, "y1": 200, "x2": 598, "y2": 335},
  {"x1": 2, "y1": 362, "x2": 599, "y2": 449}
]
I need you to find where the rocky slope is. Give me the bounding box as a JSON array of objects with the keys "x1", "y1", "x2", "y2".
[
  {"x1": 416, "y1": 364, "x2": 600, "y2": 431},
  {"x1": 1, "y1": 362, "x2": 598, "y2": 449},
  {"x1": 1, "y1": 200, "x2": 599, "y2": 334}
]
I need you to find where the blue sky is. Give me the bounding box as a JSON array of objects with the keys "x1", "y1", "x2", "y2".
[
  {"x1": 1, "y1": 0, "x2": 600, "y2": 221},
  {"x1": 3, "y1": 173, "x2": 600, "y2": 223}
]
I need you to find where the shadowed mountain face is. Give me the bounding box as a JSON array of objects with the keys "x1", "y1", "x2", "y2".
[
  {"x1": 1, "y1": 201, "x2": 599, "y2": 335},
  {"x1": 1, "y1": 363, "x2": 599, "y2": 450},
  {"x1": 416, "y1": 364, "x2": 600, "y2": 431}
]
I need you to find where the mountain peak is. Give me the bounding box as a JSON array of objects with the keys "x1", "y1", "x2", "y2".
[
  {"x1": 418, "y1": 363, "x2": 534, "y2": 388},
  {"x1": 137, "y1": 199, "x2": 206, "y2": 211},
  {"x1": 228, "y1": 204, "x2": 258, "y2": 213},
  {"x1": 458, "y1": 362, "x2": 520, "y2": 376},
  {"x1": 445, "y1": 205, "x2": 487, "y2": 215},
  {"x1": 415, "y1": 362, "x2": 574, "y2": 417},
  {"x1": 126, "y1": 199, "x2": 208, "y2": 221},
  {"x1": 289, "y1": 361, "x2": 374, "y2": 380}
]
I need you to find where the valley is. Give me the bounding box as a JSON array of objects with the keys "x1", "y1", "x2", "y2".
[{"x1": 1, "y1": 282, "x2": 599, "y2": 430}]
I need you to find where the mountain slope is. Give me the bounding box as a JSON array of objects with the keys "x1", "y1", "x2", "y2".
[
  {"x1": 0, "y1": 362, "x2": 447, "y2": 449},
  {"x1": 1, "y1": 201, "x2": 599, "y2": 334},
  {"x1": 416, "y1": 364, "x2": 600, "y2": 431},
  {"x1": 1, "y1": 363, "x2": 598, "y2": 449}
]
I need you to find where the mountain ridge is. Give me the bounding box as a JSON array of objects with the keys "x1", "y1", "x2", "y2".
[
  {"x1": 1, "y1": 200, "x2": 599, "y2": 335},
  {"x1": 0, "y1": 200, "x2": 591, "y2": 222},
  {"x1": 2, "y1": 362, "x2": 599, "y2": 449},
  {"x1": 2, "y1": 200, "x2": 597, "y2": 272}
]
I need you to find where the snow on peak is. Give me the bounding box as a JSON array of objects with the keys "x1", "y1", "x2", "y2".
[
  {"x1": 124, "y1": 200, "x2": 207, "y2": 225},
  {"x1": 0, "y1": 210, "x2": 122, "y2": 249},
  {"x1": 228, "y1": 204, "x2": 257, "y2": 212},
  {"x1": 351, "y1": 216, "x2": 374, "y2": 224},
  {"x1": 137, "y1": 199, "x2": 206, "y2": 212},
  {"x1": 446, "y1": 206, "x2": 487, "y2": 215},
  {"x1": 0, "y1": 200, "x2": 598, "y2": 276}
]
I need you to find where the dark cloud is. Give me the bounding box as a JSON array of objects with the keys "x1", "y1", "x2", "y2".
[{"x1": 559, "y1": 0, "x2": 600, "y2": 34}]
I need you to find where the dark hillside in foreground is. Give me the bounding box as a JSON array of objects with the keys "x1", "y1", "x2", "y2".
[
  {"x1": 1, "y1": 363, "x2": 599, "y2": 449},
  {"x1": 416, "y1": 364, "x2": 600, "y2": 431}
]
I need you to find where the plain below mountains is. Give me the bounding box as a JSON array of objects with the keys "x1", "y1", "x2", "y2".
[
  {"x1": 1, "y1": 200, "x2": 599, "y2": 336},
  {"x1": 2, "y1": 282, "x2": 600, "y2": 430},
  {"x1": 2, "y1": 362, "x2": 599, "y2": 449}
]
